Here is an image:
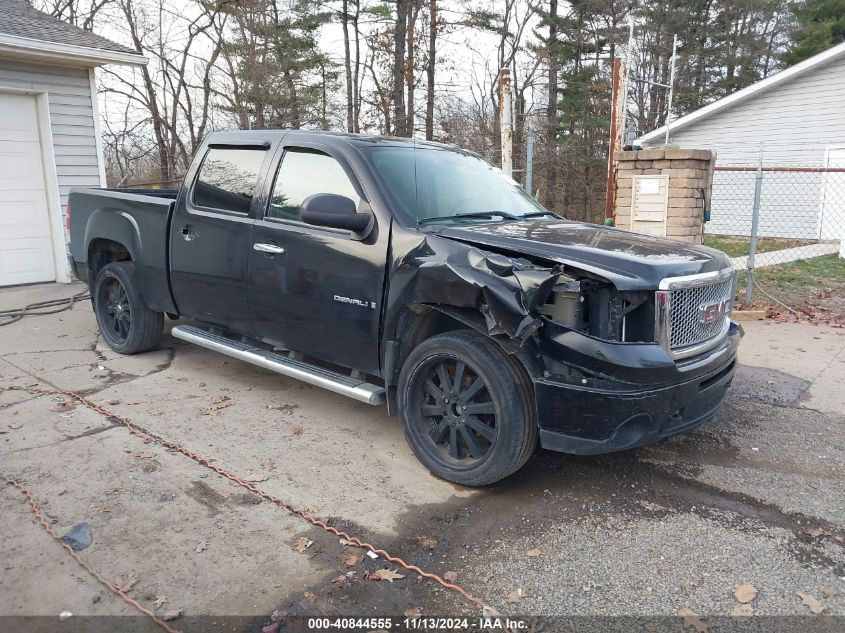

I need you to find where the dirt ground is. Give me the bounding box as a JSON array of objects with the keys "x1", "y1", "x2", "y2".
[{"x1": 1, "y1": 282, "x2": 844, "y2": 631}]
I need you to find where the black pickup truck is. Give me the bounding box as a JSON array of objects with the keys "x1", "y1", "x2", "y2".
[{"x1": 69, "y1": 130, "x2": 741, "y2": 485}]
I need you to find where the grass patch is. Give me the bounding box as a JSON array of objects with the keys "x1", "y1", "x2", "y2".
[
  {"x1": 736, "y1": 254, "x2": 845, "y2": 319},
  {"x1": 704, "y1": 235, "x2": 817, "y2": 258}
]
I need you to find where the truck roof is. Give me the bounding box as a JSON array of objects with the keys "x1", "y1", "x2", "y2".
[{"x1": 204, "y1": 128, "x2": 464, "y2": 153}]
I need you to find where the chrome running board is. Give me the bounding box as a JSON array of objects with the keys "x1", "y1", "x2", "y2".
[{"x1": 171, "y1": 325, "x2": 386, "y2": 405}]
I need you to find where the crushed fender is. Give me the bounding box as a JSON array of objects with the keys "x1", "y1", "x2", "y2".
[{"x1": 390, "y1": 234, "x2": 561, "y2": 342}]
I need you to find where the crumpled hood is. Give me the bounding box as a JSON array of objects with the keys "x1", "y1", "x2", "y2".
[{"x1": 431, "y1": 219, "x2": 733, "y2": 290}]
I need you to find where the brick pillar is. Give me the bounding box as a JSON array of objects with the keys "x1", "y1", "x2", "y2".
[{"x1": 613, "y1": 148, "x2": 715, "y2": 245}]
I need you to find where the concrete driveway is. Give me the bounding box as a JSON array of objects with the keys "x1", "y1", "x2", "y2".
[{"x1": 1, "y1": 282, "x2": 844, "y2": 629}]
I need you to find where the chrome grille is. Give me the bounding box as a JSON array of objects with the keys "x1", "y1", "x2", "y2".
[
  {"x1": 656, "y1": 269, "x2": 736, "y2": 359},
  {"x1": 669, "y1": 277, "x2": 735, "y2": 348}
]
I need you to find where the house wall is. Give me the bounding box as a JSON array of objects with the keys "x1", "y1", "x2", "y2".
[
  {"x1": 642, "y1": 55, "x2": 845, "y2": 166},
  {"x1": 641, "y1": 57, "x2": 845, "y2": 240},
  {"x1": 0, "y1": 58, "x2": 102, "y2": 218}
]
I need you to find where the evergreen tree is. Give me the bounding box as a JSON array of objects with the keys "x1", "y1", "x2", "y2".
[{"x1": 783, "y1": 0, "x2": 845, "y2": 64}]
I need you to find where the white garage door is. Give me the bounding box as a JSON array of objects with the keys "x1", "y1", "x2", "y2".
[{"x1": 0, "y1": 92, "x2": 57, "y2": 286}]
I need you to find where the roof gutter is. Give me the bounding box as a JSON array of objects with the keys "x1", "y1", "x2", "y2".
[{"x1": 0, "y1": 32, "x2": 147, "y2": 67}]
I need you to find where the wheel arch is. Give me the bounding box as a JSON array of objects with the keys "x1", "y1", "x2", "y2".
[{"x1": 382, "y1": 304, "x2": 542, "y2": 414}]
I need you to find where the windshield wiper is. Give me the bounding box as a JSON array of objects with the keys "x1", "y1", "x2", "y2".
[
  {"x1": 520, "y1": 211, "x2": 560, "y2": 219},
  {"x1": 417, "y1": 211, "x2": 521, "y2": 226}
]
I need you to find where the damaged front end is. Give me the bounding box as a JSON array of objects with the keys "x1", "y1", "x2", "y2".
[{"x1": 384, "y1": 231, "x2": 741, "y2": 457}]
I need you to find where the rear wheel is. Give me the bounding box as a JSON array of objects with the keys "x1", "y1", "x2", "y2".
[
  {"x1": 93, "y1": 261, "x2": 163, "y2": 354},
  {"x1": 397, "y1": 330, "x2": 537, "y2": 486}
]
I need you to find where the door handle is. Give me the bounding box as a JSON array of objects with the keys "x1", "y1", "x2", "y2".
[
  {"x1": 181, "y1": 224, "x2": 197, "y2": 241},
  {"x1": 253, "y1": 242, "x2": 285, "y2": 254}
]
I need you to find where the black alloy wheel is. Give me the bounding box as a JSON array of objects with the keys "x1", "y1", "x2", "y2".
[
  {"x1": 93, "y1": 261, "x2": 163, "y2": 354},
  {"x1": 99, "y1": 275, "x2": 131, "y2": 344},
  {"x1": 398, "y1": 330, "x2": 537, "y2": 486}
]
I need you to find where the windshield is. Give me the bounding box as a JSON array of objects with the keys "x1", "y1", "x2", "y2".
[{"x1": 361, "y1": 145, "x2": 553, "y2": 225}]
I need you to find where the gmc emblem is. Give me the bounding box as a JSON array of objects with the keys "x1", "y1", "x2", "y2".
[{"x1": 698, "y1": 298, "x2": 731, "y2": 324}]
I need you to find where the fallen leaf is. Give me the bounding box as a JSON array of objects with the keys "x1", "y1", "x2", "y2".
[
  {"x1": 200, "y1": 395, "x2": 233, "y2": 415},
  {"x1": 161, "y1": 609, "x2": 182, "y2": 621},
  {"x1": 291, "y1": 425, "x2": 304, "y2": 436},
  {"x1": 338, "y1": 537, "x2": 350, "y2": 546},
  {"x1": 133, "y1": 452, "x2": 155, "y2": 460},
  {"x1": 418, "y1": 537, "x2": 438, "y2": 549},
  {"x1": 195, "y1": 541, "x2": 207, "y2": 554},
  {"x1": 678, "y1": 608, "x2": 707, "y2": 633},
  {"x1": 338, "y1": 552, "x2": 363, "y2": 567},
  {"x1": 733, "y1": 583, "x2": 757, "y2": 604},
  {"x1": 303, "y1": 591, "x2": 317, "y2": 603},
  {"x1": 270, "y1": 609, "x2": 287, "y2": 622},
  {"x1": 115, "y1": 574, "x2": 139, "y2": 594},
  {"x1": 153, "y1": 596, "x2": 167, "y2": 609},
  {"x1": 804, "y1": 527, "x2": 830, "y2": 538},
  {"x1": 245, "y1": 472, "x2": 270, "y2": 483},
  {"x1": 403, "y1": 607, "x2": 422, "y2": 618},
  {"x1": 527, "y1": 548, "x2": 544, "y2": 557},
  {"x1": 303, "y1": 504, "x2": 320, "y2": 514},
  {"x1": 53, "y1": 401, "x2": 77, "y2": 413},
  {"x1": 798, "y1": 593, "x2": 825, "y2": 614},
  {"x1": 821, "y1": 585, "x2": 839, "y2": 598},
  {"x1": 506, "y1": 588, "x2": 532, "y2": 603},
  {"x1": 443, "y1": 571, "x2": 459, "y2": 582},
  {"x1": 293, "y1": 537, "x2": 313, "y2": 553},
  {"x1": 370, "y1": 568, "x2": 404, "y2": 583},
  {"x1": 730, "y1": 604, "x2": 753, "y2": 619},
  {"x1": 482, "y1": 605, "x2": 502, "y2": 618}
]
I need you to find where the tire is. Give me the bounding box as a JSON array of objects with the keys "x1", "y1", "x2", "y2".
[
  {"x1": 93, "y1": 261, "x2": 163, "y2": 354},
  {"x1": 397, "y1": 330, "x2": 538, "y2": 486}
]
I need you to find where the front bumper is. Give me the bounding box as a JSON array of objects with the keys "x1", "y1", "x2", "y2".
[{"x1": 534, "y1": 321, "x2": 742, "y2": 455}]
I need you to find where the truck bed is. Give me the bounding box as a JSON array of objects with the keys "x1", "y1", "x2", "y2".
[{"x1": 68, "y1": 188, "x2": 177, "y2": 314}]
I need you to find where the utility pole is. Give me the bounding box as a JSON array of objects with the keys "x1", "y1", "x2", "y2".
[
  {"x1": 604, "y1": 58, "x2": 623, "y2": 220},
  {"x1": 620, "y1": 17, "x2": 634, "y2": 145},
  {"x1": 499, "y1": 68, "x2": 513, "y2": 178},
  {"x1": 664, "y1": 34, "x2": 678, "y2": 147},
  {"x1": 525, "y1": 127, "x2": 534, "y2": 195}
]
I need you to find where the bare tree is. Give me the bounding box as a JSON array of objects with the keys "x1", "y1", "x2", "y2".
[
  {"x1": 392, "y1": 0, "x2": 408, "y2": 136},
  {"x1": 424, "y1": 0, "x2": 436, "y2": 140}
]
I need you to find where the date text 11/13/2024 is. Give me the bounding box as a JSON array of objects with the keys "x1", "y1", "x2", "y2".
[{"x1": 306, "y1": 617, "x2": 528, "y2": 629}]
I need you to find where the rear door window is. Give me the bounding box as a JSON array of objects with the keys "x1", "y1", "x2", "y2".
[
  {"x1": 267, "y1": 148, "x2": 361, "y2": 221},
  {"x1": 193, "y1": 147, "x2": 267, "y2": 214}
]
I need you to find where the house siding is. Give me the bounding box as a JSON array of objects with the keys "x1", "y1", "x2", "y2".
[
  {"x1": 643, "y1": 55, "x2": 845, "y2": 165},
  {"x1": 0, "y1": 58, "x2": 101, "y2": 214},
  {"x1": 642, "y1": 56, "x2": 845, "y2": 239}
]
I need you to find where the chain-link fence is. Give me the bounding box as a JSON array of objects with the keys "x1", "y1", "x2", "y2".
[{"x1": 707, "y1": 163, "x2": 845, "y2": 306}]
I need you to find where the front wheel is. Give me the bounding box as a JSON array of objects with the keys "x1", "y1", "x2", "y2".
[
  {"x1": 397, "y1": 330, "x2": 537, "y2": 486},
  {"x1": 93, "y1": 261, "x2": 163, "y2": 354}
]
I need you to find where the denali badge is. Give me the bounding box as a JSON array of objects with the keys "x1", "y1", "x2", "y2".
[
  {"x1": 698, "y1": 298, "x2": 731, "y2": 324},
  {"x1": 334, "y1": 295, "x2": 376, "y2": 309}
]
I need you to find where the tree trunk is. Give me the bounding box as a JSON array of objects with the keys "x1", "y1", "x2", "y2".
[
  {"x1": 425, "y1": 0, "x2": 436, "y2": 140},
  {"x1": 406, "y1": 2, "x2": 419, "y2": 135},
  {"x1": 352, "y1": 0, "x2": 361, "y2": 132},
  {"x1": 393, "y1": 0, "x2": 408, "y2": 136},
  {"x1": 342, "y1": 0, "x2": 354, "y2": 132},
  {"x1": 543, "y1": 0, "x2": 558, "y2": 210}
]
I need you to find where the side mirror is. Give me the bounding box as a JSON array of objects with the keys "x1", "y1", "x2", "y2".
[{"x1": 301, "y1": 193, "x2": 372, "y2": 234}]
